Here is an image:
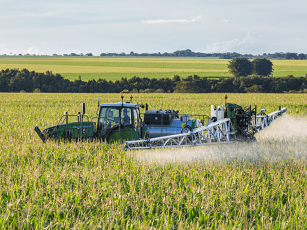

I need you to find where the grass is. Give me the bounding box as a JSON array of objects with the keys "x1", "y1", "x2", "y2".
[
  {"x1": 0, "y1": 93, "x2": 307, "y2": 228},
  {"x1": 0, "y1": 56, "x2": 306, "y2": 81}
]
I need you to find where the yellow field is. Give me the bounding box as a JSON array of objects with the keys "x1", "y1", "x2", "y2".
[
  {"x1": 0, "y1": 56, "x2": 306, "y2": 81},
  {"x1": 0, "y1": 63, "x2": 225, "y2": 73}
]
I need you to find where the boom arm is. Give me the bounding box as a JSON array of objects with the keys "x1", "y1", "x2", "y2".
[{"x1": 122, "y1": 107, "x2": 287, "y2": 150}]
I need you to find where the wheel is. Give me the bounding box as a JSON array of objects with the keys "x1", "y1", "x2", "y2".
[{"x1": 65, "y1": 130, "x2": 72, "y2": 141}]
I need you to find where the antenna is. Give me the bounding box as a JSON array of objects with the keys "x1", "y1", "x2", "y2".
[{"x1": 121, "y1": 94, "x2": 124, "y2": 106}]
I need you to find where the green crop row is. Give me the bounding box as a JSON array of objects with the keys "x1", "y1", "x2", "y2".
[{"x1": 0, "y1": 93, "x2": 307, "y2": 229}]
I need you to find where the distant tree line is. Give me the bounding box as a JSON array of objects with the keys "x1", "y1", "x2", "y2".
[
  {"x1": 221, "y1": 52, "x2": 306, "y2": 60},
  {"x1": 100, "y1": 49, "x2": 218, "y2": 57},
  {"x1": 53, "y1": 53, "x2": 93, "y2": 57},
  {"x1": 44, "y1": 49, "x2": 307, "y2": 60},
  {"x1": 284, "y1": 53, "x2": 306, "y2": 60},
  {"x1": 101, "y1": 50, "x2": 307, "y2": 60},
  {"x1": 1, "y1": 68, "x2": 307, "y2": 94}
]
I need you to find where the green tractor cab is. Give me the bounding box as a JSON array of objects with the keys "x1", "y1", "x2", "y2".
[{"x1": 95, "y1": 102, "x2": 142, "y2": 142}]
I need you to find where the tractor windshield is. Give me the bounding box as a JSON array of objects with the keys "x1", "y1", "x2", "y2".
[{"x1": 98, "y1": 107, "x2": 132, "y2": 129}]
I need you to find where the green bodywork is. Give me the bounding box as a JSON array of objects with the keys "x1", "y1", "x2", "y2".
[
  {"x1": 191, "y1": 119, "x2": 196, "y2": 129},
  {"x1": 44, "y1": 121, "x2": 95, "y2": 139},
  {"x1": 108, "y1": 128, "x2": 139, "y2": 142},
  {"x1": 226, "y1": 103, "x2": 243, "y2": 129},
  {"x1": 43, "y1": 122, "x2": 140, "y2": 142},
  {"x1": 226, "y1": 103, "x2": 242, "y2": 118}
]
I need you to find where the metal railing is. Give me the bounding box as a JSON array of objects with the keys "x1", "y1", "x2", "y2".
[
  {"x1": 123, "y1": 118, "x2": 235, "y2": 149},
  {"x1": 251, "y1": 108, "x2": 287, "y2": 135},
  {"x1": 45, "y1": 113, "x2": 94, "y2": 141}
]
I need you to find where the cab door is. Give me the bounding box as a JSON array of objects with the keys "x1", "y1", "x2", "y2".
[
  {"x1": 131, "y1": 108, "x2": 139, "y2": 139},
  {"x1": 109, "y1": 107, "x2": 138, "y2": 141}
]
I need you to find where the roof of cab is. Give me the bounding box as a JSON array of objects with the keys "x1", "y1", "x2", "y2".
[{"x1": 99, "y1": 102, "x2": 140, "y2": 108}]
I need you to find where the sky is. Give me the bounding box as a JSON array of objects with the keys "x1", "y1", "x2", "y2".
[{"x1": 0, "y1": 0, "x2": 306, "y2": 55}]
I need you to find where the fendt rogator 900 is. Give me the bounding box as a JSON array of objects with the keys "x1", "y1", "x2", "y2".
[{"x1": 34, "y1": 95, "x2": 287, "y2": 149}]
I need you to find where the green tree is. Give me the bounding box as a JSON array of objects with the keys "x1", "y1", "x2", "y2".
[
  {"x1": 298, "y1": 53, "x2": 306, "y2": 60},
  {"x1": 285, "y1": 53, "x2": 299, "y2": 60},
  {"x1": 227, "y1": 57, "x2": 254, "y2": 77},
  {"x1": 252, "y1": 58, "x2": 273, "y2": 76},
  {"x1": 33, "y1": 88, "x2": 41, "y2": 93},
  {"x1": 172, "y1": 75, "x2": 181, "y2": 82},
  {"x1": 173, "y1": 81, "x2": 200, "y2": 93},
  {"x1": 244, "y1": 85, "x2": 263, "y2": 93}
]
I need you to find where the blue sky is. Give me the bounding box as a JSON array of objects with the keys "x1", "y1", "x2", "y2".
[{"x1": 1, "y1": 0, "x2": 306, "y2": 55}]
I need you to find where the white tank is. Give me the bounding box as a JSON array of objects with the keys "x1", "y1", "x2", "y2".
[{"x1": 211, "y1": 105, "x2": 224, "y2": 121}]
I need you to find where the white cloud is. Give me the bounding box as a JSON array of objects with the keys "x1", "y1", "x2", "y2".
[
  {"x1": 191, "y1": 15, "x2": 202, "y2": 22},
  {"x1": 27, "y1": 46, "x2": 39, "y2": 55},
  {"x1": 221, "y1": 19, "x2": 229, "y2": 23},
  {"x1": 142, "y1": 15, "x2": 204, "y2": 24},
  {"x1": 206, "y1": 32, "x2": 262, "y2": 53},
  {"x1": 142, "y1": 19, "x2": 189, "y2": 24},
  {"x1": 0, "y1": 43, "x2": 6, "y2": 47}
]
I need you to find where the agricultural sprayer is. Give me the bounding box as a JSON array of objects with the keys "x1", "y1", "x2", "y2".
[{"x1": 34, "y1": 95, "x2": 287, "y2": 149}]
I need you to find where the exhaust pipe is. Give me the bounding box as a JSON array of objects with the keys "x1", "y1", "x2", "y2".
[{"x1": 34, "y1": 126, "x2": 46, "y2": 142}]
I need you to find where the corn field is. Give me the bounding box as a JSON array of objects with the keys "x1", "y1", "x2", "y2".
[{"x1": 0, "y1": 93, "x2": 307, "y2": 229}]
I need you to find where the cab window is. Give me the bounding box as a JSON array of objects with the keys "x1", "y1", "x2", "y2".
[
  {"x1": 121, "y1": 108, "x2": 132, "y2": 126},
  {"x1": 98, "y1": 107, "x2": 120, "y2": 128}
]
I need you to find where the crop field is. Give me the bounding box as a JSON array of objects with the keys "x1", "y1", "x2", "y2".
[
  {"x1": 0, "y1": 56, "x2": 307, "y2": 81},
  {"x1": 1, "y1": 93, "x2": 307, "y2": 228}
]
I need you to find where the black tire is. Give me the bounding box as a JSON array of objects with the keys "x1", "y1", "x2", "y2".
[{"x1": 66, "y1": 131, "x2": 72, "y2": 141}]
